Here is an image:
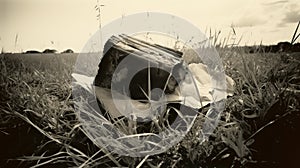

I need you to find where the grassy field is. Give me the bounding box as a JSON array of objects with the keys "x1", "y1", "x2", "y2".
[{"x1": 0, "y1": 50, "x2": 299, "y2": 167}]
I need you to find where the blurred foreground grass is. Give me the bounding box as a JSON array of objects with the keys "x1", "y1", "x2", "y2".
[{"x1": 0, "y1": 50, "x2": 299, "y2": 167}]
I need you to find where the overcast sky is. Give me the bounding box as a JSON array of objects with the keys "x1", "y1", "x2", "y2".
[{"x1": 1, "y1": 0, "x2": 300, "y2": 53}]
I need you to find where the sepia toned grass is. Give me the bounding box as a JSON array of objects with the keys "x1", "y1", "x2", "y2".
[{"x1": 0, "y1": 39, "x2": 299, "y2": 167}]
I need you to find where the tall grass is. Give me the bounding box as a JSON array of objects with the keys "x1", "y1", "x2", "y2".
[{"x1": 0, "y1": 33, "x2": 299, "y2": 167}]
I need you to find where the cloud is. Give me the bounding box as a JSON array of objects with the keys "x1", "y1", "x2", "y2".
[
  {"x1": 282, "y1": 10, "x2": 300, "y2": 23},
  {"x1": 233, "y1": 15, "x2": 265, "y2": 27},
  {"x1": 278, "y1": 3, "x2": 300, "y2": 27},
  {"x1": 262, "y1": 0, "x2": 289, "y2": 6}
]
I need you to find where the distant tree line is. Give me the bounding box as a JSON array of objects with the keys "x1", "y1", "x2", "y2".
[
  {"x1": 243, "y1": 42, "x2": 300, "y2": 53},
  {"x1": 24, "y1": 49, "x2": 74, "y2": 54}
]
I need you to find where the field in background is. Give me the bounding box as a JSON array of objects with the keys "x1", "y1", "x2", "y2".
[{"x1": 0, "y1": 50, "x2": 299, "y2": 167}]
